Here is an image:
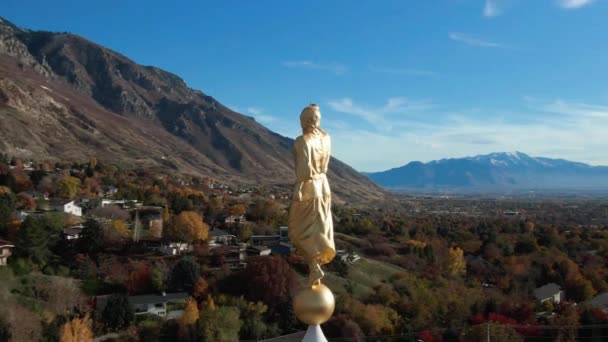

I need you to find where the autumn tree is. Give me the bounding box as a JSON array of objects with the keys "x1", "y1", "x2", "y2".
[
  {"x1": 228, "y1": 203, "x2": 246, "y2": 216},
  {"x1": 165, "y1": 211, "x2": 209, "y2": 243},
  {"x1": 150, "y1": 261, "x2": 168, "y2": 292},
  {"x1": 238, "y1": 222, "x2": 253, "y2": 242},
  {"x1": 468, "y1": 324, "x2": 523, "y2": 342},
  {"x1": 198, "y1": 306, "x2": 241, "y2": 342},
  {"x1": 127, "y1": 260, "x2": 152, "y2": 294},
  {"x1": 342, "y1": 296, "x2": 399, "y2": 336},
  {"x1": 552, "y1": 304, "x2": 579, "y2": 342},
  {"x1": 178, "y1": 297, "x2": 199, "y2": 338},
  {"x1": 448, "y1": 247, "x2": 466, "y2": 276},
  {"x1": 10, "y1": 172, "x2": 32, "y2": 192},
  {"x1": 324, "y1": 314, "x2": 365, "y2": 341},
  {"x1": 103, "y1": 219, "x2": 131, "y2": 248},
  {"x1": 16, "y1": 192, "x2": 36, "y2": 211},
  {"x1": 60, "y1": 315, "x2": 93, "y2": 342},
  {"x1": 244, "y1": 256, "x2": 296, "y2": 308},
  {"x1": 56, "y1": 176, "x2": 81, "y2": 199},
  {"x1": 215, "y1": 295, "x2": 269, "y2": 340}
]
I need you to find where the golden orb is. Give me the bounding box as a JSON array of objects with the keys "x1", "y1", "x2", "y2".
[{"x1": 293, "y1": 283, "x2": 335, "y2": 325}]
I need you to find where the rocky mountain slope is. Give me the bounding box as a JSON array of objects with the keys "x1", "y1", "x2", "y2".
[
  {"x1": 367, "y1": 152, "x2": 608, "y2": 191},
  {"x1": 0, "y1": 17, "x2": 382, "y2": 201}
]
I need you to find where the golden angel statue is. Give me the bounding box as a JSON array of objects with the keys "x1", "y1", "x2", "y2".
[{"x1": 288, "y1": 104, "x2": 336, "y2": 287}]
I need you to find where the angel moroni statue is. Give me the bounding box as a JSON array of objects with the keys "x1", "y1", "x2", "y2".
[{"x1": 289, "y1": 104, "x2": 336, "y2": 341}]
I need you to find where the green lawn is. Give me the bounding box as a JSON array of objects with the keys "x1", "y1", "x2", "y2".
[{"x1": 296, "y1": 257, "x2": 408, "y2": 299}]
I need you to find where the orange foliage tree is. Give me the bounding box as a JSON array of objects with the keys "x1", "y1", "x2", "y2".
[
  {"x1": 60, "y1": 315, "x2": 93, "y2": 342},
  {"x1": 166, "y1": 211, "x2": 209, "y2": 243},
  {"x1": 178, "y1": 297, "x2": 200, "y2": 338}
]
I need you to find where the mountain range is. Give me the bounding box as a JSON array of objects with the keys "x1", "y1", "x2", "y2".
[
  {"x1": 0, "y1": 17, "x2": 382, "y2": 202},
  {"x1": 366, "y1": 152, "x2": 608, "y2": 191}
]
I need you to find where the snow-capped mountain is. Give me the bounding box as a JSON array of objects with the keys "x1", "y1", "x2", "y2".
[{"x1": 366, "y1": 152, "x2": 608, "y2": 190}]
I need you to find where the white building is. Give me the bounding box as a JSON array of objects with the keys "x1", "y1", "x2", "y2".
[
  {"x1": 0, "y1": 240, "x2": 14, "y2": 266},
  {"x1": 63, "y1": 226, "x2": 84, "y2": 240},
  {"x1": 51, "y1": 200, "x2": 82, "y2": 217},
  {"x1": 129, "y1": 292, "x2": 188, "y2": 317}
]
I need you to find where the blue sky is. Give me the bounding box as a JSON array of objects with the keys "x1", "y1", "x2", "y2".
[{"x1": 3, "y1": 0, "x2": 608, "y2": 171}]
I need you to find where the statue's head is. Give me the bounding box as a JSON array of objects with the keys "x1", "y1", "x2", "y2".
[{"x1": 300, "y1": 104, "x2": 321, "y2": 133}]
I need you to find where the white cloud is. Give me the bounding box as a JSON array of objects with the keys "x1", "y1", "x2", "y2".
[
  {"x1": 558, "y1": 0, "x2": 595, "y2": 9},
  {"x1": 326, "y1": 97, "x2": 434, "y2": 131},
  {"x1": 449, "y1": 32, "x2": 510, "y2": 48},
  {"x1": 484, "y1": 0, "x2": 502, "y2": 17},
  {"x1": 282, "y1": 60, "x2": 347, "y2": 75},
  {"x1": 244, "y1": 107, "x2": 278, "y2": 124},
  {"x1": 369, "y1": 65, "x2": 437, "y2": 77},
  {"x1": 320, "y1": 97, "x2": 608, "y2": 171}
]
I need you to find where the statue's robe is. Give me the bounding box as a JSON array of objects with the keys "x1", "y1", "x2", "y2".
[{"x1": 288, "y1": 130, "x2": 335, "y2": 265}]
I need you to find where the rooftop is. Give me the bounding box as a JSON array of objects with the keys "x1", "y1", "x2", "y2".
[
  {"x1": 128, "y1": 292, "x2": 189, "y2": 305},
  {"x1": 0, "y1": 239, "x2": 14, "y2": 248},
  {"x1": 588, "y1": 292, "x2": 608, "y2": 308},
  {"x1": 534, "y1": 283, "x2": 562, "y2": 301}
]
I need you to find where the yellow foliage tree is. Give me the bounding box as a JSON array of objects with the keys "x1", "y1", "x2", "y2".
[
  {"x1": 166, "y1": 211, "x2": 209, "y2": 243},
  {"x1": 0, "y1": 186, "x2": 11, "y2": 195},
  {"x1": 60, "y1": 315, "x2": 93, "y2": 342},
  {"x1": 162, "y1": 206, "x2": 170, "y2": 224},
  {"x1": 112, "y1": 220, "x2": 130, "y2": 236},
  {"x1": 178, "y1": 297, "x2": 200, "y2": 337},
  {"x1": 448, "y1": 247, "x2": 466, "y2": 276},
  {"x1": 57, "y1": 176, "x2": 81, "y2": 199}
]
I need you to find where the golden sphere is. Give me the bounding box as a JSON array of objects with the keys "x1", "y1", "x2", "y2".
[{"x1": 293, "y1": 283, "x2": 335, "y2": 325}]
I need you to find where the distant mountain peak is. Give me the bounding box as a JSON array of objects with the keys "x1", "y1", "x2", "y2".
[{"x1": 367, "y1": 152, "x2": 608, "y2": 191}]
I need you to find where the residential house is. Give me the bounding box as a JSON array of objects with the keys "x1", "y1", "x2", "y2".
[
  {"x1": 0, "y1": 240, "x2": 14, "y2": 266},
  {"x1": 130, "y1": 292, "x2": 188, "y2": 317},
  {"x1": 336, "y1": 249, "x2": 361, "y2": 264},
  {"x1": 534, "y1": 283, "x2": 565, "y2": 304},
  {"x1": 63, "y1": 226, "x2": 84, "y2": 240},
  {"x1": 587, "y1": 293, "x2": 608, "y2": 313},
  {"x1": 159, "y1": 241, "x2": 191, "y2": 256},
  {"x1": 17, "y1": 210, "x2": 45, "y2": 223},
  {"x1": 250, "y1": 235, "x2": 281, "y2": 247},
  {"x1": 209, "y1": 228, "x2": 237, "y2": 248},
  {"x1": 210, "y1": 245, "x2": 244, "y2": 269},
  {"x1": 245, "y1": 245, "x2": 272, "y2": 257},
  {"x1": 136, "y1": 207, "x2": 164, "y2": 238},
  {"x1": 101, "y1": 199, "x2": 141, "y2": 209},
  {"x1": 224, "y1": 214, "x2": 247, "y2": 225},
  {"x1": 50, "y1": 200, "x2": 82, "y2": 217},
  {"x1": 101, "y1": 186, "x2": 118, "y2": 198},
  {"x1": 96, "y1": 292, "x2": 188, "y2": 318}
]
